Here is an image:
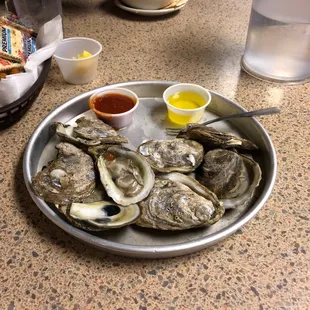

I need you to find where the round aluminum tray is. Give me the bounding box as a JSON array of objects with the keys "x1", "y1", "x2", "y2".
[{"x1": 23, "y1": 81, "x2": 277, "y2": 258}]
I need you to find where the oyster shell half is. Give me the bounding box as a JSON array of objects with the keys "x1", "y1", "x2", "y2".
[
  {"x1": 59, "y1": 201, "x2": 140, "y2": 231},
  {"x1": 97, "y1": 146, "x2": 155, "y2": 206},
  {"x1": 136, "y1": 178, "x2": 224, "y2": 230},
  {"x1": 198, "y1": 149, "x2": 262, "y2": 209},
  {"x1": 137, "y1": 138, "x2": 204, "y2": 173},
  {"x1": 160, "y1": 172, "x2": 223, "y2": 214},
  {"x1": 32, "y1": 143, "x2": 96, "y2": 205},
  {"x1": 53, "y1": 117, "x2": 128, "y2": 147},
  {"x1": 177, "y1": 124, "x2": 258, "y2": 151}
]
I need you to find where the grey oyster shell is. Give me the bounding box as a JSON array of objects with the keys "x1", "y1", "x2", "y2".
[
  {"x1": 97, "y1": 146, "x2": 155, "y2": 206},
  {"x1": 137, "y1": 138, "x2": 204, "y2": 173},
  {"x1": 58, "y1": 201, "x2": 140, "y2": 231},
  {"x1": 32, "y1": 142, "x2": 96, "y2": 205},
  {"x1": 160, "y1": 172, "x2": 223, "y2": 213},
  {"x1": 78, "y1": 183, "x2": 108, "y2": 203},
  {"x1": 136, "y1": 178, "x2": 224, "y2": 230},
  {"x1": 177, "y1": 124, "x2": 258, "y2": 151},
  {"x1": 52, "y1": 116, "x2": 128, "y2": 147},
  {"x1": 198, "y1": 149, "x2": 262, "y2": 209}
]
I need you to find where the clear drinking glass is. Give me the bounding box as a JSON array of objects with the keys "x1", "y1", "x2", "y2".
[
  {"x1": 13, "y1": 0, "x2": 62, "y2": 31},
  {"x1": 241, "y1": 0, "x2": 310, "y2": 83}
]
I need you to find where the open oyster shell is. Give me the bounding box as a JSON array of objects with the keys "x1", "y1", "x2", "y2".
[
  {"x1": 177, "y1": 124, "x2": 257, "y2": 151},
  {"x1": 136, "y1": 178, "x2": 224, "y2": 230},
  {"x1": 87, "y1": 144, "x2": 114, "y2": 160},
  {"x1": 58, "y1": 201, "x2": 140, "y2": 231},
  {"x1": 97, "y1": 146, "x2": 155, "y2": 206},
  {"x1": 52, "y1": 116, "x2": 128, "y2": 147},
  {"x1": 31, "y1": 142, "x2": 96, "y2": 205},
  {"x1": 137, "y1": 138, "x2": 204, "y2": 173},
  {"x1": 198, "y1": 149, "x2": 262, "y2": 209}
]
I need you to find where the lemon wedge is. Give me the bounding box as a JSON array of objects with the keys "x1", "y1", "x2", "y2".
[{"x1": 77, "y1": 50, "x2": 92, "y2": 59}]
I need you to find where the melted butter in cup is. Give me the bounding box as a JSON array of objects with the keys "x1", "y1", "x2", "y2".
[{"x1": 163, "y1": 83, "x2": 212, "y2": 126}]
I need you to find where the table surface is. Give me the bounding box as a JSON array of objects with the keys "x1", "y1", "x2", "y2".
[{"x1": 1, "y1": 1, "x2": 309, "y2": 309}]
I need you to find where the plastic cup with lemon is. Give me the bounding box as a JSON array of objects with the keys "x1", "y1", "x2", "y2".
[{"x1": 54, "y1": 37, "x2": 102, "y2": 84}]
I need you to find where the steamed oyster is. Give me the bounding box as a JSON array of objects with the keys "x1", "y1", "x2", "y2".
[
  {"x1": 78, "y1": 183, "x2": 108, "y2": 203},
  {"x1": 137, "y1": 138, "x2": 204, "y2": 173},
  {"x1": 52, "y1": 116, "x2": 128, "y2": 147},
  {"x1": 97, "y1": 146, "x2": 155, "y2": 206},
  {"x1": 53, "y1": 122, "x2": 100, "y2": 147},
  {"x1": 160, "y1": 172, "x2": 222, "y2": 210},
  {"x1": 177, "y1": 124, "x2": 257, "y2": 151},
  {"x1": 74, "y1": 117, "x2": 127, "y2": 143},
  {"x1": 87, "y1": 144, "x2": 114, "y2": 160},
  {"x1": 198, "y1": 149, "x2": 262, "y2": 209},
  {"x1": 32, "y1": 142, "x2": 96, "y2": 205},
  {"x1": 136, "y1": 178, "x2": 224, "y2": 230},
  {"x1": 59, "y1": 201, "x2": 140, "y2": 231}
]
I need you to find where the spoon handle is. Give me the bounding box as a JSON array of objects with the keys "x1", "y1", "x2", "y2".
[{"x1": 201, "y1": 107, "x2": 281, "y2": 126}]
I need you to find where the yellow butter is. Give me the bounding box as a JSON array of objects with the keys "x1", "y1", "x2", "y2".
[{"x1": 167, "y1": 91, "x2": 206, "y2": 125}]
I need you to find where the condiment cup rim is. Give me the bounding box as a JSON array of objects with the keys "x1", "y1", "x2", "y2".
[
  {"x1": 53, "y1": 37, "x2": 102, "y2": 62},
  {"x1": 163, "y1": 83, "x2": 211, "y2": 113},
  {"x1": 88, "y1": 88, "x2": 139, "y2": 117}
]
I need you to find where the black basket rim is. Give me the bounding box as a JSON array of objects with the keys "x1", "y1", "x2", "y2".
[{"x1": 0, "y1": 57, "x2": 52, "y2": 113}]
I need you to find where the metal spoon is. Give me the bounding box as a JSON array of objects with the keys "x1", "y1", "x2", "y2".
[{"x1": 165, "y1": 107, "x2": 280, "y2": 136}]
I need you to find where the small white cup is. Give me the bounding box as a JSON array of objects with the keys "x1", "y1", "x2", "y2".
[
  {"x1": 163, "y1": 83, "x2": 212, "y2": 125},
  {"x1": 53, "y1": 37, "x2": 102, "y2": 84},
  {"x1": 122, "y1": 0, "x2": 172, "y2": 10},
  {"x1": 88, "y1": 88, "x2": 139, "y2": 129}
]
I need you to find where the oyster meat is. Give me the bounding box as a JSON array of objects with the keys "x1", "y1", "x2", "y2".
[
  {"x1": 177, "y1": 124, "x2": 258, "y2": 151},
  {"x1": 32, "y1": 142, "x2": 96, "y2": 205},
  {"x1": 53, "y1": 116, "x2": 128, "y2": 147},
  {"x1": 198, "y1": 149, "x2": 262, "y2": 209},
  {"x1": 137, "y1": 138, "x2": 204, "y2": 173},
  {"x1": 136, "y1": 178, "x2": 224, "y2": 230},
  {"x1": 97, "y1": 146, "x2": 155, "y2": 206},
  {"x1": 59, "y1": 201, "x2": 140, "y2": 231},
  {"x1": 87, "y1": 144, "x2": 114, "y2": 160}
]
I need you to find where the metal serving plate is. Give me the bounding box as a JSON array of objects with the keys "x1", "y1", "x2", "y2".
[{"x1": 23, "y1": 81, "x2": 277, "y2": 258}]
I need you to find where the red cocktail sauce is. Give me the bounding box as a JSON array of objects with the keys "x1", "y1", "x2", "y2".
[
  {"x1": 104, "y1": 152, "x2": 115, "y2": 161},
  {"x1": 93, "y1": 93, "x2": 136, "y2": 114}
]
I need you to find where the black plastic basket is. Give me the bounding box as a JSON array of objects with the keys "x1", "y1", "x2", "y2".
[{"x1": 0, "y1": 58, "x2": 52, "y2": 130}]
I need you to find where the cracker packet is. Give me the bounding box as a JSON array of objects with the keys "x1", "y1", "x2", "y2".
[
  {"x1": 0, "y1": 57, "x2": 23, "y2": 72},
  {"x1": 0, "y1": 23, "x2": 36, "y2": 63},
  {"x1": 0, "y1": 14, "x2": 37, "y2": 37}
]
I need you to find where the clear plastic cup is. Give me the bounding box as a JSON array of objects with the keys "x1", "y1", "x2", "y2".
[
  {"x1": 163, "y1": 83, "x2": 211, "y2": 126},
  {"x1": 12, "y1": 0, "x2": 62, "y2": 31},
  {"x1": 53, "y1": 37, "x2": 102, "y2": 84},
  {"x1": 241, "y1": 0, "x2": 310, "y2": 83}
]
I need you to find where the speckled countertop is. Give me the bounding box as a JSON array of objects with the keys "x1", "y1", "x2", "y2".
[{"x1": 1, "y1": 0, "x2": 310, "y2": 309}]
